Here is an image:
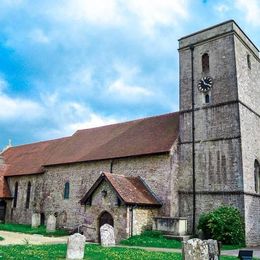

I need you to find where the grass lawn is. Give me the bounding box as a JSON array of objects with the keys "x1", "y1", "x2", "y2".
[
  {"x1": 120, "y1": 230, "x2": 245, "y2": 251},
  {"x1": 0, "y1": 244, "x2": 253, "y2": 260},
  {"x1": 120, "y1": 230, "x2": 182, "y2": 248},
  {"x1": 0, "y1": 223, "x2": 68, "y2": 237}
]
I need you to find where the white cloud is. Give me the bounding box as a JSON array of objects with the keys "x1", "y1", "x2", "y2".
[
  {"x1": 235, "y1": 0, "x2": 260, "y2": 25},
  {"x1": 0, "y1": 77, "x2": 43, "y2": 121},
  {"x1": 67, "y1": 113, "x2": 118, "y2": 132},
  {"x1": 0, "y1": 94, "x2": 43, "y2": 121},
  {"x1": 108, "y1": 79, "x2": 152, "y2": 99},
  {"x1": 126, "y1": 0, "x2": 189, "y2": 34},
  {"x1": 52, "y1": 0, "x2": 123, "y2": 26},
  {"x1": 45, "y1": 0, "x2": 189, "y2": 34}
]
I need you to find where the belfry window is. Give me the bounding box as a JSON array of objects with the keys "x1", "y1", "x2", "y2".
[
  {"x1": 254, "y1": 160, "x2": 260, "y2": 193},
  {"x1": 202, "y1": 53, "x2": 209, "y2": 73},
  {"x1": 64, "y1": 182, "x2": 70, "y2": 199},
  {"x1": 25, "y1": 182, "x2": 31, "y2": 209},
  {"x1": 247, "y1": 54, "x2": 251, "y2": 69},
  {"x1": 13, "y1": 182, "x2": 18, "y2": 208}
]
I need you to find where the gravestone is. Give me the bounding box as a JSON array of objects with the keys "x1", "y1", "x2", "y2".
[
  {"x1": 31, "y1": 213, "x2": 40, "y2": 228},
  {"x1": 183, "y1": 238, "x2": 209, "y2": 260},
  {"x1": 100, "y1": 224, "x2": 115, "y2": 247},
  {"x1": 207, "y1": 239, "x2": 219, "y2": 260},
  {"x1": 66, "y1": 233, "x2": 85, "y2": 260},
  {"x1": 46, "y1": 214, "x2": 56, "y2": 232}
]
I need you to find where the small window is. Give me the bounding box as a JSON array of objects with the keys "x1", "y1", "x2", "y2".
[
  {"x1": 25, "y1": 181, "x2": 31, "y2": 209},
  {"x1": 205, "y1": 94, "x2": 210, "y2": 104},
  {"x1": 13, "y1": 182, "x2": 18, "y2": 208},
  {"x1": 115, "y1": 197, "x2": 121, "y2": 207},
  {"x1": 247, "y1": 54, "x2": 251, "y2": 69},
  {"x1": 202, "y1": 53, "x2": 209, "y2": 73},
  {"x1": 64, "y1": 182, "x2": 70, "y2": 199},
  {"x1": 254, "y1": 160, "x2": 260, "y2": 193}
]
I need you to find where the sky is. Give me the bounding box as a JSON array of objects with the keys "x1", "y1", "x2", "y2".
[{"x1": 0, "y1": 0, "x2": 260, "y2": 149}]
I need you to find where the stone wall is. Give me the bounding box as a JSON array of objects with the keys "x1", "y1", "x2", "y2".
[
  {"x1": 178, "y1": 21, "x2": 246, "y2": 237},
  {"x1": 132, "y1": 208, "x2": 158, "y2": 236},
  {"x1": 5, "y1": 174, "x2": 43, "y2": 224},
  {"x1": 235, "y1": 34, "x2": 260, "y2": 246},
  {"x1": 5, "y1": 152, "x2": 177, "y2": 239}
]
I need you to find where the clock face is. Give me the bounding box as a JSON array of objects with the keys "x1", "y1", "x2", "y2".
[{"x1": 197, "y1": 76, "x2": 213, "y2": 93}]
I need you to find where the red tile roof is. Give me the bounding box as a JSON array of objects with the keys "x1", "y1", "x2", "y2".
[
  {"x1": 2, "y1": 112, "x2": 179, "y2": 176},
  {"x1": 80, "y1": 172, "x2": 162, "y2": 206},
  {"x1": 2, "y1": 137, "x2": 69, "y2": 176},
  {"x1": 0, "y1": 165, "x2": 12, "y2": 198},
  {"x1": 45, "y1": 112, "x2": 179, "y2": 166}
]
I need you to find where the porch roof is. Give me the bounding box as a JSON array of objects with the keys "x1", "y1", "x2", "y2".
[{"x1": 80, "y1": 172, "x2": 162, "y2": 207}]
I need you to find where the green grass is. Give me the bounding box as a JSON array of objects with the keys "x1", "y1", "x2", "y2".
[
  {"x1": 0, "y1": 244, "x2": 251, "y2": 260},
  {"x1": 120, "y1": 230, "x2": 182, "y2": 248},
  {"x1": 0, "y1": 223, "x2": 68, "y2": 237},
  {"x1": 120, "y1": 230, "x2": 246, "y2": 252},
  {"x1": 0, "y1": 236, "x2": 4, "y2": 241}
]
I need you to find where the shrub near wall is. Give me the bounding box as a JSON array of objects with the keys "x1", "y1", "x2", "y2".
[{"x1": 198, "y1": 206, "x2": 245, "y2": 245}]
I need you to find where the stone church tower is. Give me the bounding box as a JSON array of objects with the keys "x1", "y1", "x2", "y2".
[{"x1": 178, "y1": 20, "x2": 260, "y2": 245}]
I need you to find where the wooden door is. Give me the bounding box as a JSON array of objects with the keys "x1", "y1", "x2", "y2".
[{"x1": 98, "y1": 211, "x2": 114, "y2": 242}]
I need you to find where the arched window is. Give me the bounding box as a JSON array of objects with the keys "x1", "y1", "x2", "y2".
[
  {"x1": 64, "y1": 182, "x2": 70, "y2": 199},
  {"x1": 247, "y1": 54, "x2": 251, "y2": 70},
  {"x1": 13, "y1": 182, "x2": 18, "y2": 208},
  {"x1": 254, "y1": 160, "x2": 260, "y2": 193},
  {"x1": 25, "y1": 182, "x2": 31, "y2": 209},
  {"x1": 202, "y1": 53, "x2": 209, "y2": 73},
  {"x1": 205, "y1": 94, "x2": 210, "y2": 104}
]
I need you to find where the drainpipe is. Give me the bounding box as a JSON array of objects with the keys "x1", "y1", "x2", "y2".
[
  {"x1": 190, "y1": 44, "x2": 196, "y2": 236},
  {"x1": 110, "y1": 160, "x2": 114, "y2": 173}
]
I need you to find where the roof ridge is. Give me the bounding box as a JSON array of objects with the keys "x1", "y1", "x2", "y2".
[
  {"x1": 74, "y1": 111, "x2": 179, "y2": 134},
  {"x1": 3, "y1": 136, "x2": 70, "y2": 151}
]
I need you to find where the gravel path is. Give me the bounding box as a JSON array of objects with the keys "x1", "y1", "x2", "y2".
[{"x1": 0, "y1": 231, "x2": 68, "y2": 245}]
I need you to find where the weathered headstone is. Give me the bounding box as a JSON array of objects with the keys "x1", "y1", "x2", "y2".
[
  {"x1": 207, "y1": 239, "x2": 219, "y2": 260},
  {"x1": 66, "y1": 233, "x2": 85, "y2": 260},
  {"x1": 46, "y1": 214, "x2": 56, "y2": 232},
  {"x1": 100, "y1": 224, "x2": 115, "y2": 247},
  {"x1": 31, "y1": 213, "x2": 40, "y2": 228},
  {"x1": 183, "y1": 238, "x2": 209, "y2": 260}
]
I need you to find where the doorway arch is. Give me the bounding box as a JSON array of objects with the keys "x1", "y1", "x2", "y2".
[{"x1": 98, "y1": 211, "x2": 114, "y2": 242}]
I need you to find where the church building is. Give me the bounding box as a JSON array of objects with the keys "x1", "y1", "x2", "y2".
[{"x1": 0, "y1": 20, "x2": 259, "y2": 246}]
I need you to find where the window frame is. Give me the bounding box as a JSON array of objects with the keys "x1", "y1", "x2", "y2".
[
  {"x1": 25, "y1": 181, "x2": 31, "y2": 209},
  {"x1": 64, "y1": 181, "x2": 70, "y2": 199},
  {"x1": 13, "y1": 182, "x2": 19, "y2": 208}
]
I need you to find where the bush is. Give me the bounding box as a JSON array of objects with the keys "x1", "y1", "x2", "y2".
[{"x1": 198, "y1": 206, "x2": 245, "y2": 245}]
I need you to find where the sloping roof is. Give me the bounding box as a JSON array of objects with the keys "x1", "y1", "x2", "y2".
[
  {"x1": 2, "y1": 137, "x2": 69, "y2": 176},
  {"x1": 0, "y1": 165, "x2": 12, "y2": 198},
  {"x1": 45, "y1": 112, "x2": 179, "y2": 166},
  {"x1": 80, "y1": 172, "x2": 162, "y2": 207},
  {"x1": 2, "y1": 112, "x2": 179, "y2": 176}
]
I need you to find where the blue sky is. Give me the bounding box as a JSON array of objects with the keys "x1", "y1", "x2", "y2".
[{"x1": 0, "y1": 0, "x2": 260, "y2": 149}]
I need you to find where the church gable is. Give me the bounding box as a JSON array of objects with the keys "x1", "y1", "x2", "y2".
[{"x1": 81, "y1": 172, "x2": 162, "y2": 207}]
